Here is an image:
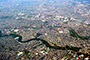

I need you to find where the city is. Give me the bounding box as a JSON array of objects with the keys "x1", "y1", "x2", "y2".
[{"x1": 0, "y1": 0, "x2": 90, "y2": 60}]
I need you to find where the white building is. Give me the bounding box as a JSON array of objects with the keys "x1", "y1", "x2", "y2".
[
  {"x1": 17, "y1": 52, "x2": 23, "y2": 56},
  {"x1": 14, "y1": 29, "x2": 19, "y2": 32},
  {"x1": 59, "y1": 31, "x2": 64, "y2": 33},
  {"x1": 15, "y1": 37, "x2": 19, "y2": 40}
]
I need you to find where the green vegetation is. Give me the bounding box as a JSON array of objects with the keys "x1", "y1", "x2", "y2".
[
  {"x1": 10, "y1": 32, "x2": 16, "y2": 35},
  {"x1": 69, "y1": 28, "x2": 78, "y2": 38},
  {"x1": 10, "y1": 32, "x2": 16, "y2": 38},
  {"x1": 23, "y1": 50, "x2": 31, "y2": 58},
  {"x1": 24, "y1": 50, "x2": 30, "y2": 55},
  {"x1": 65, "y1": 45, "x2": 81, "y2": 51},
  {"x1": 26, "y1": 54, "x2": 31, "y2": 59},
  {"x1": 16, "y1": 51, "x2": 19, "y2": 54},
  {"x1": 87, "y1": 24, "x2": 90, "y2": 27},
  {"x1": 78, "y1": 36, "x2": 90, "y2": 40},
  {"x1": 63, "y1": 54, "x2": 73, "y2": 58},
  {"x1": 36, "y1": 33, "x2": 42, "y2": 37},
  {"x1": 68, "y1": 27, "x2": 90, "y2": 40},
  {"x1": 0, "y1": 45, "x2": 4, "y2": 48},
  {"x1": 9, "y1": 47, "x2": 13, "y2": 51}
]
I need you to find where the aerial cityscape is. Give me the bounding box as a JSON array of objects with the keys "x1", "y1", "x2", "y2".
[{"x1": 0, "y1": 0, "x2": 90, "y2": 60}]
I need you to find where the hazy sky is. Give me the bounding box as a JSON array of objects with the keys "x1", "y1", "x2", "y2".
[
  {"x1": 0, "y1": 0, "x2": 89, "y2": 2},
  {"x1": 0, "y1": 0, "x2": 89, "y2": 4}
]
